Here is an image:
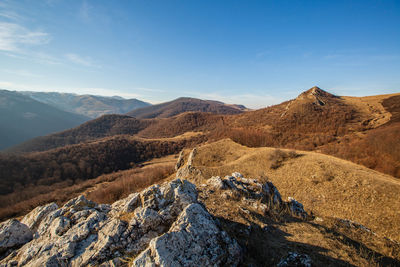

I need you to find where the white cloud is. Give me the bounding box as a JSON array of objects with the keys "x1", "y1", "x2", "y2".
[
  {"x1": 0, "y1": 22, "x2": 50, "y2": 52},
  {"x1": 65, "y1": 53, "x2": 100, "y2": 68}
]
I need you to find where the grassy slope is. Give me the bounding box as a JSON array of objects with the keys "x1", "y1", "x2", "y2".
[{"x1": 189, "y1": 139, "x2": 400, "y2": 242}]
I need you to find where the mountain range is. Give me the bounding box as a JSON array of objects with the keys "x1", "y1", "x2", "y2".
[
  {"x1": 0, "y1": 90, "x2": 89, "y2": 150},
  {"x1": 1, "y1": 86, "x2": 400, "y2": 265},
  {"x1": 1, "y1": 90, "x2": 249, "y2": 151},
  {"x1": 19, "y1": 91, "x2": 151, "y2": 118}
]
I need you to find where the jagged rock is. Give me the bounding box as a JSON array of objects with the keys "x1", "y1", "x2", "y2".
[
  {"x1": 132, "y1": 203, "x2": 241, "y2": 267},
  {"x1": 176, "y1": 148, "x2": 202, "y2": 179},
  {"x1": 206, "y1": 173, "x2": 308, "y2": 219},
  {"x1": 207, "y1": 176, "x2": 226, "y2": 190},
  {"x1": 187, "y1": 147, "x2": 197, "y2": 166},
  {"x1": 111, "y1": 192, "x2": 140, "y2": 215},
  {"x1": 21, "y1": 202, "x2": 58, "y2": 231},
  {"x1": 175, "y1": 150, "x2": 185, "y2": 171},
  {"x1": 277, "y1": 252, "x2": 312, "y2": 267},
  {"x1": 0, "y1": 179, "x2": 237, "y2": 267},
  {"x1": 207, "y1": 173, "x2": 283, "y2": 205},
  {"x1": 0, "y1": 219, "x2": 32, "y2": 255},
  {"x1": 287, "y1": 197, "x2": 308, "y2": 219}
]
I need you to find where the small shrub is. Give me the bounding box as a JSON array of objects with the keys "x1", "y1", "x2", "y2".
[{"x1": 269, "y1": 149, "x2": 299, "y2": 169}]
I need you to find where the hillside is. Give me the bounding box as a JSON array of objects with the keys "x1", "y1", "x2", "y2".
[
  {"x1": 185, "y1": 139, "x2": 400, "y2": 242},
  {"x1": 0, "y1": 90, "x2": 90, "y2": 150},
  {"x1": 1, "y1": 141, "x2": 399, "y2": 266},
  {"x1": 20, "y1": 91, "x2": 151, "y2": 118},
  {"x1": 126, "y1": 97, "x2": 247, "y2": 118}
]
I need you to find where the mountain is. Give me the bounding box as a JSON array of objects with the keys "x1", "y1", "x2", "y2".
[
  {"x1": 5, "y1": 87, "x2": 400, "y2": 179},
  {"x1": 20, "y1": 91, "x2": 151, "y2": 118},
  {"x1": 126, "y1": 97, "x2": 247, "y2": 119},
  {"x1": 0, "y1": 90, "x2": 90, "y2": 150}
]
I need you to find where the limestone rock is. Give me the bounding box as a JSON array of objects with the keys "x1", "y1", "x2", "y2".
[
  {"x1": 21, "y1": 202, "x2": 58, "y2": 231},
  {"x1": 206, "y1": 173, "x2": 308, "y2": 219},
  {"x1": 0, "y1": 219, "x2": 32, "y2": 255},
  {"x1": 176, "y1": 148, "x2": 202, "y2": 179},
  {"x1": 175, "y1": 150, "x2": 185, "y2": 171},
  {"x1": 132, "y1": 203, "x2": 241, "y2": 267}
]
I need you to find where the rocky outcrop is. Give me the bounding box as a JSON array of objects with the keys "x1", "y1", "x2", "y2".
[
  {"x1": 176, "y1": 148, "x2": 202, "y2": 179},
  {"x1": 175, "y1": 150, "x2": 185, "y2": 171},
  {"x1": 0, "y1": 179, "x2": 241, "y2": 266},
  {"x1": 206, "y1": 172, "x2": 309, "y2": 219}
]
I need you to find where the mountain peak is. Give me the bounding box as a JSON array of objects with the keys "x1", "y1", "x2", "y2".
[{"x1": 296, "y1": 86, "x2": 337, "y2": 105}]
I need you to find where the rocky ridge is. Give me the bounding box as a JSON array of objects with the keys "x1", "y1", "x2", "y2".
[{"x1": 0, "y1": 148, "x2": 310, "y2": 266}]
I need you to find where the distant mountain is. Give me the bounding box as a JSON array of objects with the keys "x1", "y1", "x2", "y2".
[
  {"x1": 0, "y1": 90, "x2": 90, "y2": 150},
  {"x1": 7, "y1": 114, "x2": 152, "y2": 153},
  {"x1": 20, "y1": 91, "x2": 151, "y2": 118},
  {"x1": 126, "y1": 97, "x2": 247, "y2": 119}
]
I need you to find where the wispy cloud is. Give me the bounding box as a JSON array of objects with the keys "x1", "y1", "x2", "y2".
[
  {"x1": 2, "y1": 69, "x2": 43, "y2": 78},
  {"x1": 0, "y1": 22, "x2": 50, "y2": 52},
  {"x1": 65, "y1": 53, "x2": 100, "y2": 68},
  {"x1": 0, "y1": 10, "x2": 22, "y2": 21}
]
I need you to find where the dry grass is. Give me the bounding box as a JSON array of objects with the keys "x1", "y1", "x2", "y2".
[
  {"x1": 191, "y1": 139, "x2": 400, "y2": 242},
  {"x1": 342, "y1": 92, "x2": 400, "y2": 128},
  {"x1": 0, "y1": 155, "x2": 176, "y2": 222},
  {"x1": 86, "y1": 163, "x2": 174, "y2": 204},
  {"x1": 188, "y1": 139, "x2": 400, "y2": 266}
]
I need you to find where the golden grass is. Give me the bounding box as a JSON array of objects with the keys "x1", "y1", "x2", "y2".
[
  {"x1": 191, "y1": 139, "x2": 400, "y2": 242},
  {"x1": 342, "y1": 92, "x2": 400, "y2": 128}
]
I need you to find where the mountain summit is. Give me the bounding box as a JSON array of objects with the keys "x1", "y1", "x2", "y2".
[{"x1": 296, "y1": 86, "x2": 338, "y2": 106}]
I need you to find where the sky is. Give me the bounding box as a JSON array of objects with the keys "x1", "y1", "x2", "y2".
[{"x1": 0, "y1": 0, "x2": 399, "y2": 108}]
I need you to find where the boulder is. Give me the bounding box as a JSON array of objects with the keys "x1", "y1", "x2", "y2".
[{"x1": 0, "y1": 219, "x2": 32, "y2": 255}]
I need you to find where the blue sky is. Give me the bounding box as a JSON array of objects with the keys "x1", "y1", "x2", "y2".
[{"x1": 0, "y1": 0, "x2": 399, "y2": 108}]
